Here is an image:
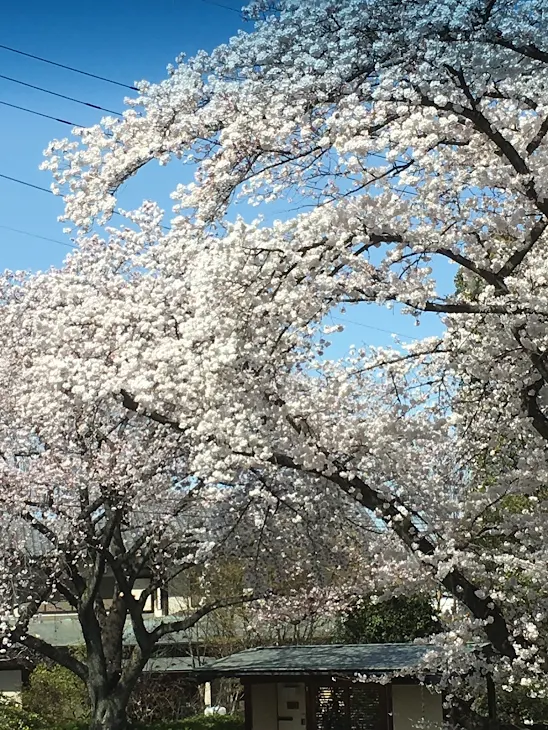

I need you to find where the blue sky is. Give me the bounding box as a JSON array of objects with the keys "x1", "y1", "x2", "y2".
[{"x1": 0, "y1": 0, "x2": 448, "y2": 352}]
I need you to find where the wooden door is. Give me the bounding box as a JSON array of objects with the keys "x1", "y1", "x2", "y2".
[{"x1": 277, "y1": 681, "x2": 307, "y2": 730}]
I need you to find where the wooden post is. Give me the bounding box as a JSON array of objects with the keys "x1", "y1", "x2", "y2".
[
  {"x1": 243, "y1": 681, "x2": 253, "y2": 730},
  {"x1": 203, "y1": 681, "x2": 212, "y2": 708},
  {"x1": 486, "y1": 674, "x2": 499, "y2": 730},
  {"x1": 305, "y1": 680, "x2": 316, "y2": 730},
  {"x1": 383, "y1": 684, "x2": 394, "y2": 730}
]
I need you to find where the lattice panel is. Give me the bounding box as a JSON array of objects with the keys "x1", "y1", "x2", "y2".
[
  {"x1": 349, "y1": 686, "x2": 381, "y2": 730},
  {"x1": 314, "y1": 684, "x2": 383, "y2": 730},
  {"x1": 315, "y1": 686, "x2": 348, "y2": 730}
]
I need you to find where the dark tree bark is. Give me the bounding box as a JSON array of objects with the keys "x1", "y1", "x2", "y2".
[{"x1": 89, "y1": 691, "x2": 127, "y2": 730}]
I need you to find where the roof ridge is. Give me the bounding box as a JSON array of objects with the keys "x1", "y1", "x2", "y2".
[{"x1": 236, "y1": 642, "x2": 436, "y2": 650}]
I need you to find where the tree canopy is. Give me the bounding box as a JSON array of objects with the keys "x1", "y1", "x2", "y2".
[
  {"x1": 3, "y1": 0, "x2": 548, "y2": 726},
  {"x1": 338, "y1": 596, "x2": 441, "y2": 645}
]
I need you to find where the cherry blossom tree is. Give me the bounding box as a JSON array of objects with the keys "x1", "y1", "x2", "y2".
[
  {"x1": 0, "y1": 380, "x2": 260, "y2": 729},
  {"x1": 14, "y1": 0, "x2": 548, "y2": 725},
  {"x1": 0, "y1": 278, "x2": 391, "y2": 730}
]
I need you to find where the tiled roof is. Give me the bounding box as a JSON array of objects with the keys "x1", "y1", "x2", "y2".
[
  {"x1": 29, "y1": 613, "x2": 200, "y2": 646},
  {"x1": 144, "y1": 656, "x2": 214, "y2": 673},
  {"x1": 196, "y1": 643, "x2": 444, "y2": 677}
]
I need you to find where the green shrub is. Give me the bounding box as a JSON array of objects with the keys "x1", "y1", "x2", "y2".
[
  {"x1": 337, "y1": 595, "x2": 440, "y2": 644},
  {"x1": 0, "y1": 701, "x2": 243, "y2": 730},
  {"x1": 0, "y1": 701, "x2": 55, "y2": 730},
  {"x1": 23, "y1": 662, "x2": 89, "y2": 723},
  {"x1": 135, "y1": 715, "x2": 245, "y2": 730},
  {"x1": 0, "y1": 700, "x2": 93, "y2": 730}
]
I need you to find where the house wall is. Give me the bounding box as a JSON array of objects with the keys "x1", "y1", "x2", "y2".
[
  {"x1": 392, "y1": 684, "x2": 444, "y2": 730},
  {"x1": 132, "y1": 578, "x2": 154, "y2": 613},
  {"x1": 0, "y1": 669, "x2": 23, "y2": 704},
  {"x1": 246, "y1": 680, "x2": 443, "y2": 730},
  {"x1": 38, "y1": 577, "x2": 157, "y2": 615},
  {"x1": 167, "y1": 595, "x2": 193, "y2": 615},
  {"x1": 250, "y1": 682, "x2": 278, "y2": 730},
  {"x1": 166, "y1": 574, "x2": 194, "y2": 615}
]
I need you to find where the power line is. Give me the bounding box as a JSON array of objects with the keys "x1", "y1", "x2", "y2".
[
  {"x1": 0, "y1": 169, "x2": 415, "y2": 238},
  {"x1": 0, "y1": 173, "x2": 171, "y2": 232},
  {"x1": 0, "y1": 73, "x2": 122, "y2": 116},
  {"x1": 0, "y1": 224, "x2": 75, "y2": 249},
  {"x1": 0, "y1": 99, "x2": 81, "y2": 127},
  {"x1": 0, "y1": 43, "x2": 137, "y2": 91},
  {"x1": 199, "y1": 0, "x2": 244, "y2": 14},
  {"x1": 330, "y1": 315, "x2": 421, "y2": 341},
  {"x1": 0, "y1": 223, "x2": 435, "y2": 314},
  {"x1": 0, "y1": 172, "x2": 53, "y2": 195}
]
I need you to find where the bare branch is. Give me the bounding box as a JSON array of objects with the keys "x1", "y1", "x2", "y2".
[
  {"x1": 17, "y1": 633, "x2": 88, "y2": 681},
  {"x1": 497, "y1": 220, "x2": 548, "y2": 277},
  {"x1": 150, "y1": 593, "x2": 259, "y2": 641}
]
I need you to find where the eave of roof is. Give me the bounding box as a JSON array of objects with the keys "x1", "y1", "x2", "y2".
[{"x1": 193, "y1": 643, "x2": 451, "y2": 680}]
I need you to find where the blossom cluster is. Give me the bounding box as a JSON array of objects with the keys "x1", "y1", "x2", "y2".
[{"x1": 6, "y1": 0, "x2": 548, "y2": 699}]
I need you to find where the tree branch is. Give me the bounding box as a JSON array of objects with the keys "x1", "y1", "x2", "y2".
[
  {"x1": 120, "y1": 396, "x2": 518, "y2": 660},
  {"x1": 526, "y1": 114, "x2": 548, "y2": 155},
  {"x1": 267, "y1": 451, "x2": 516, "y2": 660},
  {"x1": 497, "y1": 220, "x2": 548, "y2": 277},
  {"x1": 17, "y1": 633, "x2": 88, "y2": 681},
  {"x1": 150, "y1": 594, "x2": 258, "y2": 641},
  {"x1": 121, "y1": 389, "x2": 184, "y2": 432}
]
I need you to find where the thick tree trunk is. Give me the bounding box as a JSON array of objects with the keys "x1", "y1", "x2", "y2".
[{"x1": 89, "y1": 691, "x2": 128, "y2": 730}]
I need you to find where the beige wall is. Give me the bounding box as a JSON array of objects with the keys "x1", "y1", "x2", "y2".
[
  {"x1": 251, "y1": 682, "x2": 278, "y2": 730},
  {"x1": 167, "y1": 595, "x2": 192, "y2": 615},
  {"x1": 392, "y1": 684, "x2": 443, "y2": 730},
  {"x1": 131, "y1": 578, "x2": 154, "y2": 612},
  {"x1": 247, "y1": 680, "x2": 443, "y2": 730},
  {"x1": 0, "y1": 669, "x2": 22, "y2": 704},
  {"x1": 166, "y1": 574, "x2": 196, "y2": 615}
]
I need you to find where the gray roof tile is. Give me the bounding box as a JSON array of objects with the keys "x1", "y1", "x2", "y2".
[{"x1": 197, "y1": 643, "x2": 443, "y2": 677}]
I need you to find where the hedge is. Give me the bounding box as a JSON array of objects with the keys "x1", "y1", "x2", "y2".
[
  {"x1": 0, "y1": 705, "x2": 244, "y2": 730},
  {"x1": 136, "y1": 717, "x2": 245, "y2": 730}
]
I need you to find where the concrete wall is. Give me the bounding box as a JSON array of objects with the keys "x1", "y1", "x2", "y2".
[
  {"x1": 166, "y1": 574, "x2": 195, "y2": 616},
  {"x1": 132, "y1": 578, "x2": 154, "y2": 613},
  {"x1": 392, "y1": 684, "x2": 443, "y2": 730},
  {"x1": 0, "y1": 669, "x2": 22, "y2": 704},
  {"x1": 251, "y1": 682, "x2": 278, "y2": 730},
  {"x1": 167, "y1": 595, "x2": 192, "y2": 615}
]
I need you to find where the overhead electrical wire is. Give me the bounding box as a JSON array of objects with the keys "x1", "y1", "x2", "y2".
[
  {"x1": 0, "y1": 224, "x2": 75, "y2": 249},
  {"x1": 0, "y1": 43, "x2": 137, "y2": 91},
  {"x1": 0, "y1": 173, "x2": 171, "y2": 232},
  {"x1": 0, "y1": 73, "x2": 122, "y2": 116},
  {"x1": 0, "y1": 99, "x2": 81, "y2": 127},
  {"x1": 0, "y1": 175, "x2": 76, "y2": 248},
  {"x1": 0, "y1": 172, "x2": 53, "y2": 195},
  {"x1": 199, "y1": 0, "x2": 244, "y2": 14},
  {"x1": 330, "y1": 315, "x2": 421, "y2": 341},
  {"x1": 0, "y1": 18, "x2": 243, "y2": 253}
]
